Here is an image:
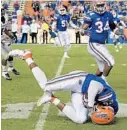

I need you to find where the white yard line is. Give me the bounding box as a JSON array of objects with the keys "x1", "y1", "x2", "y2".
[{"x1": 35, "y1": 55, "x2": 66, "y2": 130}]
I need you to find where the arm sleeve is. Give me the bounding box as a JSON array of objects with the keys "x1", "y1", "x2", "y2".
[
  {"x1": 88, "y1": 80, "x2": 103, "y2": 107},
  {"x1": 84, "y1": 14, "x2": 92, "y2": 27},
  {"x1": 70, "y1": 20, "x2": 78, "y2": 29},
  {"x1": 109, "y1": 13, "x2": 116, "y2": 31},
  {"x1": 67, "y1": 15, "x2": 71, "y2": 23}
]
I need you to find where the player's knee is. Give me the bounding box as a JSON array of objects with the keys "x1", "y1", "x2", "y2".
[
  {"x1": 2, "y1": 59, "x2": 7, "y2": 66},
  {"x1": 2, "y1": 54, "x2": 9, "y2": 60},
  {"x1": 8, "y1": 56, "x2": 13, "y2": 61},
  {"x1": 109, "y1": 58, "x2": 115, "y2": 66},
  {"x1": 74, "y1": 116, "x2": 87, "y2": 124},
  {"x1": 107, "y1": 56, "x2": 115, "y2": 67}
]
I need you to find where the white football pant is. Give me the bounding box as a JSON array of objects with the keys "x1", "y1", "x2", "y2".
[
  {"x1": 88, "y1": 42, "x2": 115, "y2": 72},
  {"x1": 1, "y1": 42, "x2": 12, "y2": 60},
  {"x1": 57, "y1": 31, "x2": 70, "y2": 47},
  {"x1": 44, "y1": 71, "x2": 88, "y2": 123}
]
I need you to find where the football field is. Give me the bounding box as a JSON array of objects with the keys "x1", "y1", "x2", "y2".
[{"x1": 1, "y1": 44, "x2": 127, "y2": 130}]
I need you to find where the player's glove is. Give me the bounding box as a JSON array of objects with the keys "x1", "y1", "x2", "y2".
[
  {"x1": 110, "y1": 31, "x2": 119, "y2": 40},
  {"x1": 110, "y1": 32, "x2": 115, "y2": 39},
  {"x1": 80, "y1": 29, "x2": 85, "y2": 36},
  {"x1": 88, "y1": 105, "x2": 98, "y2": 116}
]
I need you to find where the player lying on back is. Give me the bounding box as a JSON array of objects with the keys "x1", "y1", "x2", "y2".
[
  {"x1": 81, "y1": 1, "x2": 126, "y2": 81},
  {"x1": 8, "y1": 49, "x2": 118, "y2": 125}
]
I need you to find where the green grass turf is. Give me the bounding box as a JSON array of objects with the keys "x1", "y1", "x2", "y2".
[{"x1": 1, "y1": 44, "x2": 127, "y2": 130}]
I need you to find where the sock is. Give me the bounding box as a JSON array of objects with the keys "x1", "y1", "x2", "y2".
[
  {"x1": 50, "y1": 97, "x2": 60, "y2": 105},
  {"x1": 31, "y1": 67, "x2": 47, "y2": 90},
  {"x1": 64, "y1": 45, "x2": 70, "y2": 52},
  {"x1": 8, "y1": 61, "x2": 13, "y2": 69},
  {"x1": 8, "y1": 50, "x2": 24, "y2": 57},
  {"x1": 25, "y1": 58, "x2": 34, "y2": 66},
  {"x1": 2, "y1": 65, "x2": 7, "y2": 72},
  {"x1": 64, "y1": 52, "x2": 67, "y2": 55}
]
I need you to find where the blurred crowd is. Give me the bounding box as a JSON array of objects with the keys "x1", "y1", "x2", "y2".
[{"x1": 1, "y1": 0, "x2": 127, "y2": 44}]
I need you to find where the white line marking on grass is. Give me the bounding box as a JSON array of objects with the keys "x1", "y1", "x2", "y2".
[
  {"x1": 121, "y1": 64, "x2": 126, "y2": 66},
  {"x1": 90, "y1": 64, "x2": 95, "y2": 67},
  {"x1": 116, "y1": 103, "x2": 127, "y2": 117},
  {"x1": 35, "y1": 55, "x2": 66, "y2": 130},
  {"x1": 2, "y1": 102, "x2": 36, "y2": 119}
]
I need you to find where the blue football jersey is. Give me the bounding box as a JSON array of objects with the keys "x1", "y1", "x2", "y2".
[
  {"x1": 113, "y1": 17, "x2": 120, "y2": 24},
  {"x1": 56, "y1": 14, "x2": 70, "y2": 31},
  {"x1": 82, "y1": 74, "x2": 119, "y2": 114},
  {"x1": 84, "y1": 11, "x2": 114, "y2": 44}
]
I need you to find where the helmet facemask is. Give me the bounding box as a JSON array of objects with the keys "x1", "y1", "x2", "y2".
[
  {"x1": 59, "y1": 8, "x2": 66, "y2": 15},
  {"x1": 95, "y1": 2, "x2": 106, "y2": 14}
]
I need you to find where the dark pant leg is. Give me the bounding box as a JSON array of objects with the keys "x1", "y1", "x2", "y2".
[
  {"x1": 12, "y1": 32, "x2": 17, "y2": 43},
  {"x1": 45, "y1": 31, "x2": 48, "y2": 44}
]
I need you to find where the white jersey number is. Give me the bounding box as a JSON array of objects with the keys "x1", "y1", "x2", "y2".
[
  {"x1": 61, "y1": 20, "x2": 66, "y2": 27},
  {"x1": 95, "y1": 21, "x2": 109, "y2": 33}
]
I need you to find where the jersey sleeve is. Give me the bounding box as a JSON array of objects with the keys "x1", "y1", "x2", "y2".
[
  {"x1": 67, "y1": 15, "x2": 71, "y2": 23},
  {"x1": 54, "y1": 14, "x2": 59, "y2": 20},
  {"x1": 88, "y1": 80, "x2": 103, "y2": 107},
  {"x1": 109, "y1": 12, "x2": 114, "y2": 24},
  {"x1": 109, "y1": 12, "x2": 117, "y2": 30},
  {"x1": 84, "y1": 14, "x2": 92, "y2": 26}
]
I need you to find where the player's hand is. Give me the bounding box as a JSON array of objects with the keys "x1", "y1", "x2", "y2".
[
  {"x1": 80, "y1": 29, "x2": 84, "y2": 36},
  {"x1": 110, "y1": 32, "x2": 115, "y2": 39},
  {"x1": 88, "y1": 107, "x2": 94, "y2": 115}
]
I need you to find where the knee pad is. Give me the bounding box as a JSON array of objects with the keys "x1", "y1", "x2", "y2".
[
  {"x1": 2, "y1": 59, "x2": 7, "y2": 66},
  {"x1": 8, "y1": 56, "x2": 13, "y2": 61},
  {"x1": 75, "y1": 115, "x2": 87, "y2": 124}
]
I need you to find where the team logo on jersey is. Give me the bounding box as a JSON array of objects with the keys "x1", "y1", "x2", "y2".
[{"x1": 95, "y1": 113, "x2": 108, "y2": 119}]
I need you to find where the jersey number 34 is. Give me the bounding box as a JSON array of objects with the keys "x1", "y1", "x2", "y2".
[{"x1": 95, "y1": 21, "x2": 109, "y2": 33}]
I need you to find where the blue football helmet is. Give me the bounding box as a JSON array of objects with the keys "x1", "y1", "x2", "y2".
[{"x1": 94, "y1": 2, "x2": 106, "y2": 14}]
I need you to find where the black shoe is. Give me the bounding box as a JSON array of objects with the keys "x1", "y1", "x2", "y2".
[
  {"x1": 11, "y1": 69, "x2": 20, "y2": 75},
  {"x1": 2, "y1": 72, "x2": 12, "y2": 80}
]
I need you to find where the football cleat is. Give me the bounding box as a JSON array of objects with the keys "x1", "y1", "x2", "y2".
[
  {"x1": 23, "y1": 50, "x2": 33, "y2": 60},
  {"x1": 2, "y1": 72, "x2": 12, "y2": 80},
  {"x1": 115, "y1": 49, "x2": 119, "y2": 52},
  {"x1": 37, "y1": 92, "x2": 52, "y2": 107},
  {"x1": 8, "y1": 67, "x2": 20, "y2": 75},
  {"x1": 64, "y1": 52, "x2": 70, "y2": 58},
  {"x1": 119, "y1": 45, "x2": 122, "y2": 49}
]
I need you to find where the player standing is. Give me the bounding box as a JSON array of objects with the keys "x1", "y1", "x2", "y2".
[
  {"x1": 1, "y1": 9, "x2": 20, "y2": 80},
  {"x1": 81, "y1": 2, "x2": 121, "y2": 80},
  {"x1": 110, "y1": 9, "x2": 126, "y2": 52},
  {"x1": 54, "y1": 6, "x2": 71, "y2": 58}
]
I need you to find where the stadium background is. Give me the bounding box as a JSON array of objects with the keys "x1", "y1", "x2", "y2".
[
  {"x1": 1, "y1": 0, "x2": 127, "y2": 44},
  {"x1": 1, "y1": 1, "x2": 127, "y2": 130}
]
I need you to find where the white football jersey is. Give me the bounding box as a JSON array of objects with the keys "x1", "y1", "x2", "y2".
[{"x1": 1, "y1": 21, "x2": 12, "y2": 43}]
